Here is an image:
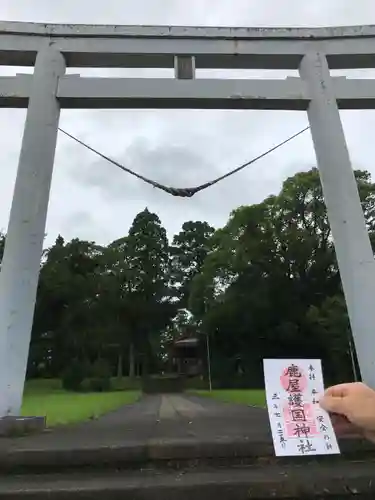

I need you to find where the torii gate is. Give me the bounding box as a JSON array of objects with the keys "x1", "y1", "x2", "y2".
[{"x1": 1, "y1": 21, "x2": 375, "y2": 417}]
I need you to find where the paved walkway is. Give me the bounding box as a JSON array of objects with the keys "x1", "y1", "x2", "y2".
[{"x1": 2, "y1": 394, "x2": 271, "y2": 450}]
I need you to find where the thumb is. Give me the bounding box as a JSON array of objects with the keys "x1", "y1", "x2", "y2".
[{"x1": 319, "y1": 394, "x2": 348, "y2": 415}]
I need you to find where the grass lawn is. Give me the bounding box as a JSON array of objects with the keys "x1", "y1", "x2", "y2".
[
  {"x1": 193, "y1": 389, "x2": 266, "y2": 408},
  {"x1": 22, "y1": 379, "x2": 140, "y2": 427}
]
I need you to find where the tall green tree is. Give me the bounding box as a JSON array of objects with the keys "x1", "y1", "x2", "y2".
[
  {"x1": 306, "y1": 295, "x2": 358, "y2": 383},
  {"x1": 171, "y1": 221, "x2": 215, "y2": 307},
  {"x1": 26, "y1": 167, "x2": 375, "y2": 387},
  {"x1": 97, "y1": 237, "x2": 137, "y2": 378},
  {"x1": 189, "y1": 168, "x2": 375, "y2": 386},
  {"x1": 30, "y1": 236, "x2": 104, "y2": 376},
  {"x1": 125, "y1": 208, "x2": 175, "y2": 375}
]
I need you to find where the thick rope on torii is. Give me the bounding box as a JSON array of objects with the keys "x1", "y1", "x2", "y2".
[{"x1": 58, "y1": 126, "x2": 310, "y2": 198}]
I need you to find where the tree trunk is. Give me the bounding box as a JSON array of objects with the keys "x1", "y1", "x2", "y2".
[
  {"x1": 117, "y1": 351, "x2": 123, "y2": 379},
  {"x1": 129, "y1": 342, "x2": 135, "y2": 379}
]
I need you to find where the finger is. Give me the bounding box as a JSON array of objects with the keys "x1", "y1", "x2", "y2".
[
  {"x1": 319, "y1": 394, "x2": 348, "y2": 415},
  {"x1": 323, "y1": 384, "x2": 352, "y2": 399}
]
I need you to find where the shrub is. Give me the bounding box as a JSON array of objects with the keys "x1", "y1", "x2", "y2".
[
  {"x1": 88, "y1": 359, "x2": 112, "y2": 392},
  {"x1": 111, "y1": 377, "x2": 142, "y2": 391},
  {"x1": 89, "y1": 377, "x2": 111, "y2": 392},
  {"x1": 184, "y1": 376, "x2": 209, "y2": 391},
  {"x1": 142, "y1": 375, "x2": 184, "y2": 394},
  {"x1": 62, "y1": 360, "x2": 86, "y2": 392}
]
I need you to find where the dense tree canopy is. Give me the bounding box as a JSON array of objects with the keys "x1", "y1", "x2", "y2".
[{"x1": 4, "y1": 167, "x2": 373, "y2": 387}]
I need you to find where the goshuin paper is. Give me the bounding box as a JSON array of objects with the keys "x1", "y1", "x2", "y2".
[{"x1": 263, "y1": 359, "x2": 340, "y2": 456}]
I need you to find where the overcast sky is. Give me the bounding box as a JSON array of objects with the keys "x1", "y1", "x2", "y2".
[{"x1": 1, "y1": 0, "x2": 375, "y2": 246}]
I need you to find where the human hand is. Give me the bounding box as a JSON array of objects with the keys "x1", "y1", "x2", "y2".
[{"x1": 320, "y1": 382, "x2": 375, "y2": 442}]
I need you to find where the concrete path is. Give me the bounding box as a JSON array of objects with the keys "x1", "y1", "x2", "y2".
[
  {"x1": 1, "y1": 393, "x2": 374, "y2": 495},
  {"x1": 1, "y1": 394, "x2": 271, "y2": 451}
]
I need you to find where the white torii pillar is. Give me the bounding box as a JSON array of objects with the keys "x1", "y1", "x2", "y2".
[
  {"x1": 300, "y1": 52, "x2": 375, "y2": 388},
  {"x1": 0, "y1": 46, "x2": 65, "y2": 416}
]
